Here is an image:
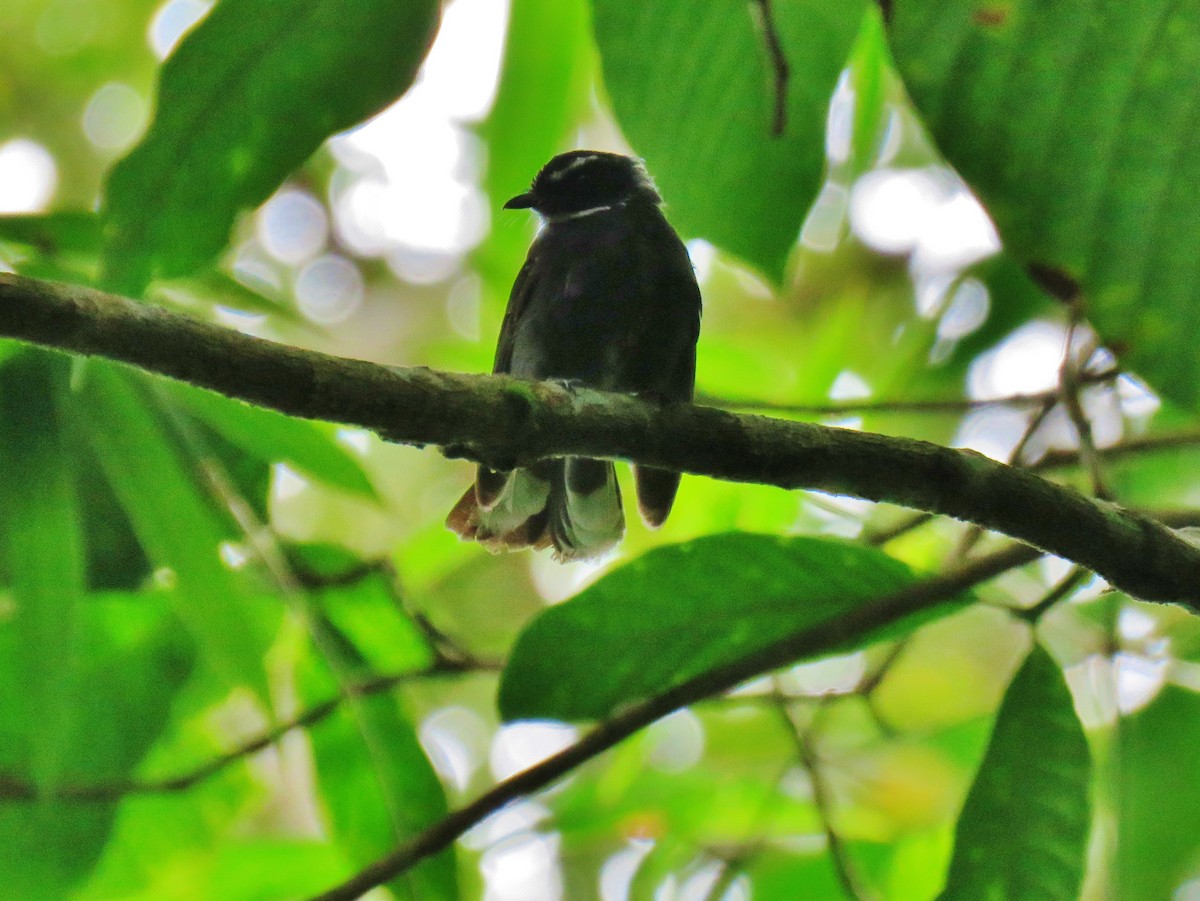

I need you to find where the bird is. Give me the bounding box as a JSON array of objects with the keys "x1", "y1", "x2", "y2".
[{"x1": 445, "y1": 150, "x2": 702, "y2": 561}]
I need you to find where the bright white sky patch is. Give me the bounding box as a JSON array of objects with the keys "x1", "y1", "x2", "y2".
[
  {"x1": 0, "y1": 139, "x2": 57, "y2": 214},
  {"x1": 329, "y1": 0, "x2": 508, "y2": 262},
  {"x1": 148, "y1": 0, "x2": 213, "y2": 59},
  {"x1": 968, "y1": 320, "x2": 1066, "y2": 399}
]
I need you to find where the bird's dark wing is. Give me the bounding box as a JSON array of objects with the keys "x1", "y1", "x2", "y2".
[
  {"x1": 630, "y1": 208, "x2": 702, "y2": 527},
  {"x1": 492, "y1": 252, "x2": 538, "y2": 375}
]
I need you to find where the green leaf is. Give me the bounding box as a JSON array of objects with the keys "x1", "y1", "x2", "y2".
[
  {"x1": 166, "y1": 383, "x2": 379, "y2": 501},
  {"x1": 0, "y1": 354, "x2": 84, "y2": 790},
  {"x1": 304, "y1": 604, "x2": 454, "y2": 901},
  {"x1": 70, "y1": 364, "x2": 275, "y2": 697},
  {"x1": 500, "y1": 533, "x2": 961, "y2": 721},
  {"x1": 0, "y1": 592, "x2": 194, "y2": 900},
  {"x1": 591, "y1": 0, "x2": 866, "y2": 281},
  {"x1": 1113, "y1": 685, "x2": 1200, "y2": 901},
  {"x1": 101, "y1": 0, "x2": 442, "y2": 294},
  {"x1": 890, "y1": 1, "x2": 1200, "y2": 407},
  {"x1": 0, "y1": 211, "x2": 102, "y2": 256},
  {"x1": 938, "y1": 645, "x2": 1091, "y2": 901}
]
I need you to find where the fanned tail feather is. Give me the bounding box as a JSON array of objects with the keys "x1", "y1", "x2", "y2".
[
  {"x1": 632, "y1": 465, "x2": 681, "y2": 529},
  {"x1": 446, "y1": 458, "x2": 623, "y2": 560}
]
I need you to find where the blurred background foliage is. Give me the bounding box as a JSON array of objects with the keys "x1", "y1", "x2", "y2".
[{"x1": 1, "y1": 0, "x2": 1199, "y2": 898}]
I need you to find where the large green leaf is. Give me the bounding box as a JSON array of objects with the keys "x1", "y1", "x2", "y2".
[
  {"x1": 1113, "y1": 685, "x2": 1200, "y2": 900},
  {"x1": 938, "y1": 645, "x2": 1091, "y2": 901},
  {"x1": 304, "y1": 590, "x2": 454, "y2": 901},
  {"x1": 591, "y1": 0, "x2": 866, "y2": 281},
  {"x1": 0, "y1": 354, "x2": 83, "y2": 790},
  {"x1": 890, "y1": 0, "x2": 1200, "y2": 407},
  {"x1": 0, "y1": 593, "x2": 194, "y2": 900},
  {"x1": 71, "y1": 364, "x2": 275, "y2": 698},
  {"x1": 101, "y1": 0, "x2": 441, "y2": 295},
  {"x1": 500, "y1": 533, "x2": 962, "y2": 721}
]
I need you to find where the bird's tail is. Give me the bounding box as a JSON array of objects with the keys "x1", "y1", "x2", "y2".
[{"x1": 446, "y1": 458, "x2": 624, "y2": 561}]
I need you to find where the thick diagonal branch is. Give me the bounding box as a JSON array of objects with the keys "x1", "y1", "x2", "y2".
[{"x1": 1, "y1": 273, "x2": 1197, "y2": 605}]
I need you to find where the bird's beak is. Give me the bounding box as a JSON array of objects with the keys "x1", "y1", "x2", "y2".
[{"x1": 504, "y1": 191, "x2": 537, "y2": 210}]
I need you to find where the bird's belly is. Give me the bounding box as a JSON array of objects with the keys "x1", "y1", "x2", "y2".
[{"x1": 508, "y1": 298, "x2": 635, "y2": 387}]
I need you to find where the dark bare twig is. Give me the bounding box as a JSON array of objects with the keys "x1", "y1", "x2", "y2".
[
  {"x1": 1013, "y1": 568, "x2": 1089, "y2": 623},
  {"x1": 749, "y1": 0, "x2": 790, "y2": 136},
  {"x1": 1058, "y1": 315, "x2": 1112, "y2": 498}
]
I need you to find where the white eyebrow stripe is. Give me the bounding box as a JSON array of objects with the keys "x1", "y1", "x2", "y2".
[
  {"x1": 546, "y1": 154, "x2": 602, "y2": 181},
  {"x1": 551, "y1": 202, "x2": 621, "y2": 221}
]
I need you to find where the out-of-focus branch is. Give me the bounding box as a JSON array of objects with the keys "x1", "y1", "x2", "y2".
[
  {"x1": 0, "y1": 660, "x2": 494, "y2": 802},
  {"x1": 1, "y1": 273, "x2": 1198, "y2": 605}
]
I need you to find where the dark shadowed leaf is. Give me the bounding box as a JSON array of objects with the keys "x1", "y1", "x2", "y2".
[
  {"x1": 0, "y1": 354, "x2": 84, "y2": 791},
  {"x1": 500, "y1": 533, "x2": 963, "y2": 721},
  {"x1": 101, "y1": 0, "x2": 441, "y2": 294},
  {"x1": 591, "y1": 0, "x2": 866, "y2": 281},
  {"x1": 71, "y1": 364, "x2": 275, "y2": 698},
  {"x1": 890, "y1": 0, "x2": 1200, "y2": 407},
  {"x1": 938, "y1": 645, "x2": 1091, "y2": 901}
]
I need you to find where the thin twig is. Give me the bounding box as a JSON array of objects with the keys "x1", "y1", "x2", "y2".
[
  {"x1": 1034, "y1": 429, "x2": 1200, "y2": 472},
  {"x1": 699, "y1": 370, "x2": 1118, "y2": 419},
  {"x1": 1013, "y1": 567, "x2": 1089, "y2": 623},
  {"x1": 0, "y1": 660, "x2": 495, "y2": 802},
  {"x1": 1058, "y1": 315, "x2": 1111, "y2": 498},
  {"x1": 303, "y1": 542, "x2": 1043, "y2": 901},
  {"x1": 771, "y1": 691, "x2": 874, "y2": 901},
  {"x1": 749, "y1": 0, "x2": 790, "y2": 136},
  {"x1": 863, "y1": 511, "x2": 934, "y2": 546}
]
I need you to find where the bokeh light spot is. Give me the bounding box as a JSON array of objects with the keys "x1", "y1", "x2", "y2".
[
  {"x1": 968, "y1": 321, "x2": 1066, "y2": 399},
  {"x1": 257, "y1": 188, "x2": 328, "y2": 265},
  {"x1": 489, "y1": 721, "x2": 578, "y2": 781},
  {"x1": 937, "y1": 277, "x2": 990, "y2": 340},
  {"x1": 294, "y1": 255, "x2": 364, "y2": 324},
  {"x1": 480, "y1": 833, "x2": 562, "y2": 901},
  {"x1": 645, "y1": 710, "x2": 705, "y2": 773},
  {"x1": 850, "y1": 169, "x2": 938, "y2": 255},
  {"x1": 0, "y1": 139, "x2": 57, "y2": 213},
  {"x1": 82, "y1": 83, "x2": 148, "y2": 151},
  {"x1": 420, "y1": 706, "x2": 489, "y2": 792}
]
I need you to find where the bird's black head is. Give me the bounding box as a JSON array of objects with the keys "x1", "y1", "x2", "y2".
[{"x1": 504, "y1": 150, "x2": 661, "y2": 218}]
